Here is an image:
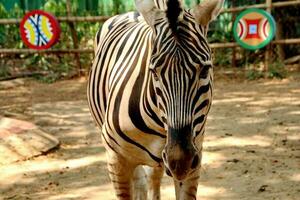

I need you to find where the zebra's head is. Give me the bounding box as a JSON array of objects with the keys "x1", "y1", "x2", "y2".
[{"x1": 136, "y1": 0, "x2": 224, "y2": 180}]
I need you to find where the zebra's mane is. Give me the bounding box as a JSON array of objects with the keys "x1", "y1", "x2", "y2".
[{"x1": 166, "y1": 0, "x2": 182, "y2": 36}]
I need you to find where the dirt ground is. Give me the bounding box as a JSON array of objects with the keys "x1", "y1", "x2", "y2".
[{"x1": 0, "y1": 71, "x2": 299, "y2": 200}]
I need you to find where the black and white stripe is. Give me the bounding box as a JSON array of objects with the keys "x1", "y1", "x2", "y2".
[{"x1": 87, "y1": 0, "x2": 223, "y2": 199}]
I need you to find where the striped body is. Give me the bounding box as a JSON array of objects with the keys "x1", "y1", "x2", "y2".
[
  {"x1": 88, "y1": 10, "x2": 212, "y2": 167},
  {"x1": 87, "y1": 0, "x2": 224, "y2": 199},
  {"x1": 89, "y1": 12, "x2": 165, "y2": 166}
]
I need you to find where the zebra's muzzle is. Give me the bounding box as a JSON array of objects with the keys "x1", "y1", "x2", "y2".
[{"x1": 162, "y1": 143, "x2": 201, "y2": 181}]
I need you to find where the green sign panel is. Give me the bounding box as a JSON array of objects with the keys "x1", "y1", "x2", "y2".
[{"x1": 233, "y1": 8, "x2": 276, "y2": 50}]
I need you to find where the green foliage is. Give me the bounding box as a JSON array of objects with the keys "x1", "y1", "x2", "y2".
[
  {"x1": 246, "y1": 62, "x2": 287, "y2": 80},
  {"x1": 43, "y1": 0, "x2": 67, "y2": 15},
  {"x1": 208, "y1": 12, "x2": 232, "y2": 43},
  {"x1": 0, "y1": 1, "x2": 98, "y2": 82},
  {"x1": 246, "y1": 70, "x2": 264, "y2": 80},
  {"x1": 213, "y1": 48, "x2": 232, "y2": 66},
  {"x1": 0, "y1": 0, "x2": 297, "y2": 82},
  {"x1": 267, "y1": 62, "x2": 287, "y2": 79},
  {"x1": 0, "y1": 4, "x2": 24, "y2": 48},
  {"x1": 0, "y1": 0, "x2": 214, "y2": 82},
  {"x1": 0, "y1": 63, "x2": 9, "y2": 78}
]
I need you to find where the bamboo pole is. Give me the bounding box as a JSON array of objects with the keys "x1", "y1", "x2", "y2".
[
  {"x1": 66, "y1": 0, "x2": 82, "y2": 76},
  {"x1": 231, "y1": 0, "x2": 237, "y2": 70},
  {"x1": 209, "y1": 39, "x2": 300, "y2": 48},
  {"x1": 222, "y1": 3, "x2": 266, "y2": 13},
  {"x1": 272, "y1": 38, "x2": 300, "y2": 44},
  {"x1": 0, "y1": 49, "x2": 94, "y2": 54},
  {"x1": 210, "y1": 43, "x2": 239, "y2": 49},
  {"x1": 276, "y1": 20, "x2": 285, "y2": 61},
  {"x1": 221, "y1": 0, "x2": 300, "y2": 13},
  {"x1": 1, "y1": 38, "x2": 300, "y2": 55},
  {"x1": 272, "y1": 0, "x2": 300, "y2": 8},
  {"x1": 0, "y1": 16, "x2": 110, "y2": 25},
  {"x1": 0, "y1": 0, "x2": 299, "y2": 25},
  {"x1": 264, "y1": 0, "x2": 273, "y2": 72},
  {"x1": 57, "y1": 16, "x2": 110, "y2": 22}
]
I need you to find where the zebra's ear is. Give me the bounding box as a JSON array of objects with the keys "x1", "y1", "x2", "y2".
[
  {"x1": 135, "y1": 0, "x2": 164, "y2": 28},
  {"x1": 192, "y1": 0, "x2": 225, "y2": 26}
]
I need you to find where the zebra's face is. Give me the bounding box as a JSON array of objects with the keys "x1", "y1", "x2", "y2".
[
  {"x1": 136, "y1": 0, "x2": 224, "y2": 181},
  {"x1": 149, "y1": 12, "x2": 213, "y2": 180}
]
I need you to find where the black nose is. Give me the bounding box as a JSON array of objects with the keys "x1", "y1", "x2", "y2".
[
  {"x1": 165, "y1": 168, "x2": 172, "y2": 177},
  {"x1": 169, "y1": 154, "x2": 200, "y2": 172},
  {"x1": 162, "y1": 151, "x2": 167, "y2": 161},
  {"x1": 169, "y1": 160, "x2": 176, "y2": 171},
  {"x1": 191, "y1": 155, "x2": 200, "y2": 169}
]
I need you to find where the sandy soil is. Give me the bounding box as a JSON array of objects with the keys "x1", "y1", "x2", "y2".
[{"x1": 0, "y1": 74, "x2": 299, "y2": 200}]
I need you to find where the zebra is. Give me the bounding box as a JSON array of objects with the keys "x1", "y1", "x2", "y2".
[{"x1": 87, "y1": 0, "x2": 224, "y2": 199}]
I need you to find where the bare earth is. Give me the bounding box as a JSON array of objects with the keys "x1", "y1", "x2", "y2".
[{"x1": 0, "y1": 73, "x2": 299, "y2": 200}]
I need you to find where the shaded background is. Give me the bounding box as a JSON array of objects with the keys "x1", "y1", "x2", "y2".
[
  {"x1": 0, "y1": 0, "x2": 299, "y2": 82},
  {"x1": 0, "y1": 1, "x2": 299, "y2": 199}
]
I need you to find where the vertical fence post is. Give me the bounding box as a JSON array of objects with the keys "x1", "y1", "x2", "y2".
[
  {"x1": 264, "y1": 0, "x2": 272, "y2": 72},
  {"x1": 232, "y1": 0, "x2": 237, "y2": 70},
  {"x1": 276, "y1": 20, "x2": 285, "y2": 61},
  {"x1": 66, "y1": 0, "x2": 82, "y2": 76}
]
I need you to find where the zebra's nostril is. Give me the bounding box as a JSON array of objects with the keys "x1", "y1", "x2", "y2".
[
  {"x1": 191, "y1": 155, "x2": 199, "y2": 169},
  {"x1": 166, "y1": 168, "x2": 172, "y2": 177},
  {"x1": 170, "y1": 160, "x2": 176, "y2": 171},
  {"x1": 162, "y1": 151, "x2": 167, "y2": 161}
]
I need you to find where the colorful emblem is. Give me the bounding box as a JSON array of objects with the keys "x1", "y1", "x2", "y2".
[
  {"x1": 233, "y1": 8, "x2": 276, "y2": 50},
  {"x1": 20, "y1": 10, "x2": 61, "y2": 50}
]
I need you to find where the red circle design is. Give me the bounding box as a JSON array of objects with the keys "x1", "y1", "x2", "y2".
[
  {"x1": 238, "y1": 21, "x2": 244, "y2": 38},
  {"x1": 20, "y1": 10, "x2": 61, "y2": 50},
  {"x1": 263, "y1": 19, "x2": 268, "y2": 39}
]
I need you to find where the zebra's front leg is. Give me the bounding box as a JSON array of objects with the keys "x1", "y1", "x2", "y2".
[
  {"x1": 174, "y1": 170, "x2": 200, "y2": 200},
  {"x1": 107, "y1": 152, "x2": 135, "y2": 200},
  {"x1": 145, "y1": 166, "x2": 164, "y2": 200},
  {"x1": 133, "y1": 165, "x2": 147, "y2": 200}
]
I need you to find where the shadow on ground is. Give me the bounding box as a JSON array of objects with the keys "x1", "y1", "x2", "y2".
[{"x1": 0, "y1": 78, "x2": 299, "y2": 200}]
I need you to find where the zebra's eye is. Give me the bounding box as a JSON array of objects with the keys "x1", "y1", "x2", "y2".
[{"x1": 199, "y1": 65, "x2": 210, "y2": 79}]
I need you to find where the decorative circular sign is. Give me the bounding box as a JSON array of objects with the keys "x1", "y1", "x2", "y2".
[
  {"x1": 20, "y1": 10, "x2": 61, "y2": 50},
  {"x1": 233, "y1": 8, "x2": 276, "y2": 50}
]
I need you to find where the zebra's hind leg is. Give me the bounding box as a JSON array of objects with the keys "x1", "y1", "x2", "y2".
[
  {"x1": 133, "y1": 165, "x2": 147, "y2": 200},
  {"x1": 145, "y1": 166, "x2": 164, "y2": 200},
  {"x1": 107, "y1": 152, "x2": 135, "y2": 200},
  {"x1": 174, "y1": 170, "x2": 200, "y2": 200}
]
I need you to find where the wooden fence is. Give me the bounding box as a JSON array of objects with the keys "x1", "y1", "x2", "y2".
[{"x1": 0, "y1": 0, "x2": 300, "y2": 70}]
